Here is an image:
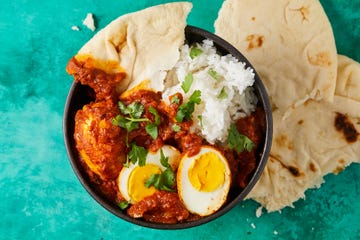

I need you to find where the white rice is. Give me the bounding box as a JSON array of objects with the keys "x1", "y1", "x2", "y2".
[{"x1": 163, "y1": 39, "x2": 257, "y2": 144}]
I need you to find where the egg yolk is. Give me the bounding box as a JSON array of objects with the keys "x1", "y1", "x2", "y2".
[
  {"x1": 128, "y1": 164, "x2": 162, "y2": 203},
  {"x1": 188, "y1": 152, "x2": 225, "y2": 192}
]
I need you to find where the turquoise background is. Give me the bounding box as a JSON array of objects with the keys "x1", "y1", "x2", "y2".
[{"x1": 1, "y1": 0, "x2": 359, "y2": 239}]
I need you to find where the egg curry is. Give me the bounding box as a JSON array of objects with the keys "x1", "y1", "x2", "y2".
[
  {"x1": 65, "y1": 2, "x2": 267, "y2": 224},
  {"x1": 66, "y1": 56, "x2": 266, "y2": 224}
]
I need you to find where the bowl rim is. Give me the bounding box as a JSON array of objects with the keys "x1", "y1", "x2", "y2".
[{"x1": 63, "y1": 25, "x2": 273, "y2": 230}]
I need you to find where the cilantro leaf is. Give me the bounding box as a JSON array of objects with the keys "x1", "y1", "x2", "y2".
[
  {"x1": 170, "y1": 95, "x2": 180, "y2": 104},
  {"x1": 118, "y1": 101, "x2": 129, "y2": 115},
  {"x1": 128, "y1": 143, "x2": 148, "y2": 166},
  {"x1": 112, "y1": 115, "x2": 140, "y2": 132},
  {"x1": 159, "y1": 149, "x2": 170, "y2": 168},
  {"x1": 145, "y1": 123, "x2": 158, "y2": 140},
  {"x1": 148, "y1": 106, "x2": 160, "y2": 125},
  {"x1": 127, "y1": 102, "x2": 144, "y2": 118},
  {"x1": 172, "y1": 124, "x2": 181, "y2": 132},
  {"x1": 208, "y1": 68, "x2": 221, "y2": 81},
  {"x1": 190, "y1": 46, "x2": 203, "y2": 59},
  {"x1": 144, "y1": 150, "x2": 176, "y2": 192},
  {"x1": 144, "y1": 174, "x2": 160, "y2": 188},
  {"x1": 118, "y1": 101, "x2": 144, "y2": 118},
  {"x1": 144, "y1": 171, "x2": 175, "y2": 192},
  {"x1": 118, "y1": 200, "x2": 130, "y2": 210},
  {"x1": 113, "y1": 101, "x2": 148, "y2": 132},
  {"x1": 227, "y1": 123, "x2": 255, "y2": 154},
  {"x1": 181, "y1": 73, "x2": 194, "y2": 93},
  {"x1": 217, "y1": 87, "x2": 228, "y2": 99},
  {"x1": 189, "y1": 90, "x2": 201, "y2": 103},
  {"x1": 175, "y1": 90, "x2": 202, "y2": 122},
  {"x1": 162, "y1": 168, "x2": 175, "y2": 188}
]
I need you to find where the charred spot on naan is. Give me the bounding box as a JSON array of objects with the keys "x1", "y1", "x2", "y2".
[
  {"x1": 289, "y1": 6, "x2": 310, "y2": 22},
  {"x1": 309, "y1": 162, "x2": 317, "y2": 172},
  {"x1": 269, "y1": 154, "x2": 304, "y2": 177},
  {"x1": 275, "y1": 134, "x2": 294, "y2": 151},
  {"x1": 308, "y1": 51, "x2": 333, "y2": 67},
  {"x1": 334, "y1": 112, "x2": 359, "y2": 143},
  {"x1": 246, "y1": 34, "x2": 264, "y2": 51}
]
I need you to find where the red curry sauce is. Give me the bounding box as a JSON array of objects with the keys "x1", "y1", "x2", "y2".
[{"x1": 67, "y1": 57, "x2": 266, "y2": 224}]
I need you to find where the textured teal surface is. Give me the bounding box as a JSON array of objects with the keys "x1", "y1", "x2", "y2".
[{"x1": 0, "y1": 0, "x2": 359, "y2": 239}]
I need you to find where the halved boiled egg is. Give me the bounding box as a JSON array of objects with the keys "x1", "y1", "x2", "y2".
[
  {"x1": 118, "y1": 145, "x2": 180, "y2": 204},
  {"x1": 177, "y1": 146, "x2": 231, "y2": 216}
]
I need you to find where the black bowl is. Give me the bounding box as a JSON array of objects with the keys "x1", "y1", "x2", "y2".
[{"x1": 63, "y1": 25, "x2": 273, "y2": 229}]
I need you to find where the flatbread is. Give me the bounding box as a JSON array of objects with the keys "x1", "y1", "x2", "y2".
[
  {"x1": 335, "y1": 55, "x2": 360, "y2": 102},
  {"x1": 245, "y1": 56, "x2": 360, "y2": 211},
  {"x1": 214, "y1": 0, "x2": 337, "y2": 113},
  {"x1": 215, "y1": 0, "x2": 359, "y2": 211},
  {"x1": 74, "y1": 2, "x2": 192, "y2": 93}
]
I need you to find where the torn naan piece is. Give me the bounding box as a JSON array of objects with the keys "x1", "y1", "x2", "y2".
[
  {"x1": 214, "y1": 0, "x2": 337, "y2": 113},
  {"x1": 67, "y1": 2, "x2": 192, "y2": 95},
  {"x1": 335, "y1": 55, "x2": 360, "y2": 102},
  {"x1": 245, "y1": 56, "x2": 360, "y2": 211}
]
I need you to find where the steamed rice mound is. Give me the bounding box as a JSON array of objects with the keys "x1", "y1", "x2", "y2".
[{"x1": 163, "y1": 40, "x2": 257, "y2": 144}]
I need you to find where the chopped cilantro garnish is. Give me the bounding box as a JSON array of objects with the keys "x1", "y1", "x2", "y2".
[
  {"x1": 159, "y1": 149, "x2": 170, "y2": 168},
  {"x1": 217, "y1": 87, "x2": 228, "y2": 99},
  {"x1": 175, "y1": 90, "x2": 201, "y2": 122},
  {"x1": 227, "y1": 123, "x2": 255, "y2": 154},
  {"x1": 144, "y1": 149, "x2": 175, "y2": 192},
  {"x1": 189, "y1": 89, "x2": 201, "y2": 103},
  {"x1": 118, "y1": 200, "x2": 130, "y2": 210},
  {"x1": 118, "y1": 101, "x2": 144, "y2": 118},
  {"x1": 145, "y1": 123, "x2": 158, "y2": 140},
  {"x1": 127, "y1": 143, "x2": 148, "y2": 167},
  {"x1": 112, "y1": 101, "x2": 149, "y2": 132},
  {"x1": 171, "y1": 95, "x2": 180, "y2": 104},
  {"x1": 181, "y1": 73, "x2": 194, "y2": 93},
  {"x1": 113, "y1": 102, "x2": 161, "y2": 140},
  {"x1": 145, "y1": 106, "x2": 160, "y2": 140},
  {"x1": 148, "y1": 106, "x2": 160, "y2": 125},
  {"x1": 172, "y1": 124, "x2": 181, "y2": 132},
  {"x1": 190, "y1": 46, "x2": 203, "y2": 59},
  {"x1": 208, "y1": 68, "x2": 221, "y2": 81}
]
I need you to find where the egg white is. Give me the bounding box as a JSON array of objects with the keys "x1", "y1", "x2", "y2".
[
  {"x1": 117, "y1": 145, "x2": 180, "y2": 203},
  {"x1": 177, "y1": 146, "x2": 231, "y2": 216}
]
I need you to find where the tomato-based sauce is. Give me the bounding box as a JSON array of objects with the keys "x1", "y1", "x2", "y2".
[
  {"x1": 69, "y1": 59, "x2": 266, "y2": 224},
  {"x1": 67, "y1": 57, "x2": 126, "y2": 101}
]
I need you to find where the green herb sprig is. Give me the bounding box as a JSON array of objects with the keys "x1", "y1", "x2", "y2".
[
  {"x1": 227, "y1": 123, "x2": 255, "y2": 154},
  {"x1": 189, "y1": 46, "x2": 203, "y2": 59},
  {"x1": 112, "y1": 101, "x2": 161, "y2": 140},
  {"x1": 125, "y1": 143, "x2": 148, "y2": 167},
  {"x1": 112, "y1": 101, "x2": 149, "y2": 132},
  {"x1": 208, "y1": 68, "x2": 221, "y2": 81},
  {"x1": 175, "y1": 90, "x2": 201, "y2": 123},
  {"x1": 144, "y1": 149, "x2": 176, "y2": 192},
  {"x1": 118, "y1": 200, "x2": 130, "y2": 210},
  {"x1": 217, "y1": 87, "x2": 228, "y2": 99},
  {"x1": 181, "y1": 73, "x2": 194, "y2": 93}
]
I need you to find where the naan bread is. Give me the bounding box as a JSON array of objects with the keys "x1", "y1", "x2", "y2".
[
  {"x1": 214, "y1": 0, "x2": 337, "y2": 113},
  {"x1": 245, "y1": 56, "x2": 360, "y2": 211},
  {"x1": 335, "y1": 55, "x2": 360, "y2": 102},
  {"x1": 215, "y1": 0, "x2": 359, "y2": 211},
  {"x1": 74, "y1": 2, "x2": 192, "y2": 93}
]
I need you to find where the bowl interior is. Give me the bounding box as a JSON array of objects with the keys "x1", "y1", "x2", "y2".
[{"x1": 63, "y1": 25, "x2": 273, "y2": 229}]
